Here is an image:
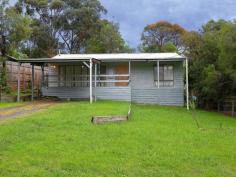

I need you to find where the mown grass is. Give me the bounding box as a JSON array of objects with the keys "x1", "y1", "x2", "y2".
[{"x1": 0, "y1": 101, "x2": 236, "y2": 177}]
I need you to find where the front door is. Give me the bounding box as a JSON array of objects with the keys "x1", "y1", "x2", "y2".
[{"x1": 115, "y1": 64, "x2": 129, "y2": 86}]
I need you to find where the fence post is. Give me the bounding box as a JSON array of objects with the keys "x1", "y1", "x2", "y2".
[
  {"x1": 31, "y1": 64, "x2": 35, "y2": 101},
  {"x1": 17, "y1": 62, "x2": 21, "y2": 102}
]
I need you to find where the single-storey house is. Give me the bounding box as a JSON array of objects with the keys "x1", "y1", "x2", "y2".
[{"x1": 8, "y1": 53, "x2": 189, "y2": 109}]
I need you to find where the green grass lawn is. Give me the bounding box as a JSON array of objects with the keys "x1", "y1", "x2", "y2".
[{"x1": 1, "y1": 101, "x2": 236, "y2": 177}]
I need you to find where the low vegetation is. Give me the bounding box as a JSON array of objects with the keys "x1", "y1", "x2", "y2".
[{"x1": 1, "y1": 101, "x2": 236, "y2": 177}]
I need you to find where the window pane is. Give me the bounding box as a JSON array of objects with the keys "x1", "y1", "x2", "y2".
[
  {"x1": 59, "y1": 65, "x2": 65, "y2": 87},
  {"x1": 66, "y1": 66, "x2": 74, "y2": 87},
  {"x1": 153, "y1": 66, "x2": 157, "y2": 81},
  {"x1": 164, "y1": 66, "x2": 173, "y2": 80},
  {"x1": 154, "y1": 65, "x2": 174, "y2": 87},
  {"x1": 100, "y1": 65, "x2": 107, "y2": 87},
  {"x1": 100, "y1": 65, "x2": 106, "y2": 74},
  {"x1": 159, "y1": 81, "x2": 164, "y2": 87},
  {"x1": 164, "y1": 81, "x2": 174, "y2": 87},
  {"x1": 81, "y1": 65, "x2": 87, "y2": 87},
  {"x1": 159, "y1": 66, "x2": 164, "y2": 81}
]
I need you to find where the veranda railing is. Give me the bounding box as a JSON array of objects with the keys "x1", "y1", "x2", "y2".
[{"x1": 43, "y1": 74, "x2": 130, "y2": 87}]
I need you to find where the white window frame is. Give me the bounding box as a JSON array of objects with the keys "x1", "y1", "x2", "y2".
[{"x1": 154, "y1": 64, "x2": 174, "y2": 87}]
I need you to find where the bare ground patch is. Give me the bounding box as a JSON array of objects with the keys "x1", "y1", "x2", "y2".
[{"x1": 0, "y1": 101, "x2": 60, "y2": 120}]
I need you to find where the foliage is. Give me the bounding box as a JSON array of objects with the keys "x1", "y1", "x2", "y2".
[
  {"x1": 0, "y1": 60, "x2": 7, "y2": 91},
  {"x1": 56, "y1": 0, "x2": 106, "y2": 54},
  {"x1": 183, "y1": 19, "x2": 236, "y2": 109},
  {"x1": 218, "y1": 23, "x2": 236, "y2": 90},
  {"x1": 85, "y1": 20, "x2": 133, "y2": 53},
  {"x1": 0, "y1": 0, "x2": 31, "y2": 92},
  {"x1": 162, "y1": 42, "x2": 178, "y2": 52},
  {"x1": 17, "y1": 0, "x2": 108, "y2": 55},
  {"x1": 1, "y1": 101, "x2": 236, "y2": 176},
  {"x1": 15, "y1": 0, "x2": 130, "y2": 56},
  {"x1": 0, "y1": 4, "x2": 32, "y2": 58},
  {"x1": 140, "y1": 20, "x2": 186, "y2": 52}
]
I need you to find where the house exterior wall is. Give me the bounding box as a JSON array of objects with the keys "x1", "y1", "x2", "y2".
[
  {"x1": 42, "y1": 86, "x2": 131, "y2": 101},
  {"x1": 130, "y1": 61, "x2": 184, "y2": 106},
  {"x1": 95, "y1": 87, "x2": 131, "y2": 101},
  {"x1": 43, "y1": 62, "x2": 131, "y2": 101},
  {"x1": 42, "y1": 61, "x2": 184, "y2": 106}
]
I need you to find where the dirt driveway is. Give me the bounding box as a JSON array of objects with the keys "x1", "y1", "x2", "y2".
[{"x1": 0, "y1": 101, "x2": 59, "y2": 120}]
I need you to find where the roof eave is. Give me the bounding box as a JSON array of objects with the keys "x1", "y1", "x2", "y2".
[{"x1": 15, "y1": 58, "x2": 185, "y2": 63}]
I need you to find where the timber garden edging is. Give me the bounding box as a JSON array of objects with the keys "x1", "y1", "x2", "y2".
[{"x1": 91, "y1": 104, "x2": 131, "y2": 124}]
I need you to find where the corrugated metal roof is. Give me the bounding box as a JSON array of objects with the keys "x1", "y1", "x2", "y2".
[
  {"x1": 8, "y1": 53, "x2": 185, "y2": 64},
  {"x1": 53, "y1": 53, "x2": 184, "y2": 60}
]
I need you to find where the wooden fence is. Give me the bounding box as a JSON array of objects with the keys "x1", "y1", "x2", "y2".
[{"x1": 4, "y1": 61, "x2": 45, "y2": 92}]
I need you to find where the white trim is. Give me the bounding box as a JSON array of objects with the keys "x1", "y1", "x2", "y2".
[
  {"x1": 83, "y1": 61, "x2": 90, "y2": 68},
  {"x1": 129, "y1": 60, "x2": 132, "y2": 102},
  {"x1": 45, "y1": 74, "x2": 130, "y2": 77},
  {"x1": 98, "y1": 74, "x2": 129, "y2": 77},
  {"x1": 95, "y1": 63, "x2": 97, "y2": 101},
  {"x1": 157, "y1": 61, "x2": 160, "y2": 88},
  {"x1": 186, "y1": 58, "x2": 189, "y2": 110},
  {"x1": 90, "y1": 59, "x2": 93, "y2": 104}
]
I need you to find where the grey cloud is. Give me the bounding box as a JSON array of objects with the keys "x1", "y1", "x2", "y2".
[
  {"x1": 100, "y1": 0, "x2": 236, "y2": 47},
  {"x1": 9, "y1": 0, "x2": 236, "y2": 47}
]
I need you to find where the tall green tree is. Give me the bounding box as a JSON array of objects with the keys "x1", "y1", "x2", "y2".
[
  {"x1": 17, "y1": 0, "x2": 107, "y2": 55},
  {"x1": 140, "y1": 20, "x2": 186, "y2": 53},
  {"x1": 183, "y1": 19, "x2": 236, "y2": 109},
  {"x1": 85, "y1": 20, "x2": 133, "y2": 53},
  {"x1": 1, "y1": 0, "x2": 32, "y2": 57},
  {"x1": 56, "y1": 0, "x2": 106, "y2": 53},
  {"x1": 218, "y1": 23, "x2": 236, "y2": 93},
  {"x1": 16, "y1": 0, "x2": 65, "y2": 57},
  {"x1": 0, "y1": 0, "x2": 32, "y2": 92}
]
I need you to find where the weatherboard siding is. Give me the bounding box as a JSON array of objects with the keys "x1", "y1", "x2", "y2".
[
  {"x1": 42, "y1": 87, "x2": 131, "y2": 101},
  {"x1": 42, "y1": 87, "x2": 90, "y2": 99},
  {"x1": 42, "y1": 61, "x2": 184, "y2": 106},
  {"x1": 95, "y1": 87, "x2": 131, "y2": 101},
  {"x1": 130, "y1": 61, "x2": 184, "y2": 88},
  {"x1": 130, "y1": 61, "x2": 184, "y2": 106},
  {"x1": 131, "y1": 88, "x2": 184, "y2": 106}
]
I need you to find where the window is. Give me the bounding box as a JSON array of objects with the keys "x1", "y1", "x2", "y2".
[
  {"x1": 58, "y1": 65, "x2": 89, "y2": 87},
  {"x1": 154, "y1": 65, "x2": 174, "y2": 87},
  {"x1": 99, "y1": 64, "x2": 107, "y2": 87},
  {"x1": 59, "y1": 65, "x2": 66, "y2": 87}
]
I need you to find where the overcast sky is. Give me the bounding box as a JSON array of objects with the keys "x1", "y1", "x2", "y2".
[
  {"x1": 9, "y1": 0, "x2": 236, "y2": 48},
  {"x1": 100, "y1": 0, "x2": 236, "y2": 47}
]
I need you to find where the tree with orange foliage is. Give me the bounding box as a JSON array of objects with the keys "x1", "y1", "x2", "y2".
[{"x1": 140, "y1": 21, "x2": 186, "y2": 53}]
